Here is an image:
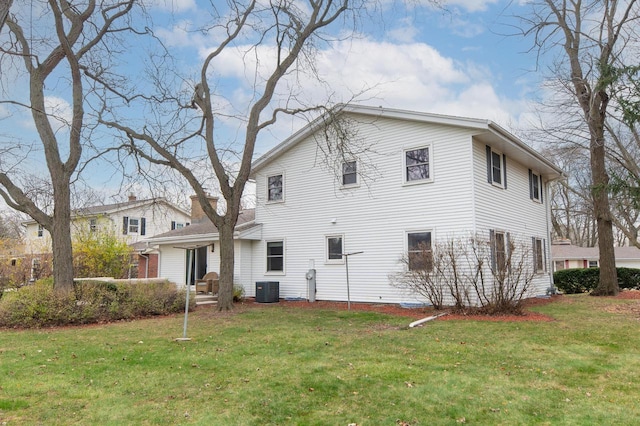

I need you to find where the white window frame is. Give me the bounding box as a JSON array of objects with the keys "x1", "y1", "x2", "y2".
[
  {"x1": 267, "y1": 172, "x2": 285, "y2": 203},
  {"x1": 37, "y1": 224, "x2": 44, "y2": 237},
  {"x1": 265, "y1": 240, "x2": 285, "y2": 275},
  {"x1": 342, "y1": 161, "x2": 358, "y2": 187},
  {"x1": 588, "y1": 260, "x2": 598, "y2": 268},
  {"x1": 326, "y1": 234, "x2": 344, "y2": 264},
  {"x1": 89, "y1": 218, "x2": 98, "y2": 233},
  {"x1": 491, "y1": 230, "x2": 508, "y2": 273},
  {"x1": 128, "y1": 217, "x2": 140, "y2": 234},
  {"x1": 533, "y1": 237, "x2": 546, "y2": 274},
  {"x1": 489, "y1": 148, "x2": 505, "y2": 187},
  {"x1": 530, "y1": 170, "x2": 542, "y2": 202},
  {"x1": 403, "y1": 145, "x2": 433, "y2": 185},
  {"x1": 406, "y1": 230, "x2": 433, "y2": 271}
]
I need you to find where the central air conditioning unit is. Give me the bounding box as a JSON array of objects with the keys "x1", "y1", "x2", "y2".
[{"x1": 255, "y1": 281, "x2": 279, "y2": 303}]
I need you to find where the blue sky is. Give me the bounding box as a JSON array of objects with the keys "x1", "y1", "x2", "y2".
[{"x1": 0, "y1": 0, "x2": 552, "y2": 207}]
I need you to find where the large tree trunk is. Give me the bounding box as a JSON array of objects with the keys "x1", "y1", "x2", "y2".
[
  {"x1": 590, "y1": 121, "x2": 619, "y2": 295},
  {"x1": 217, "y1": 222, "x2": 235, "y2": 311},
  {"x1": 51, "y1": 182, "x2": 74, "y2": 292}
]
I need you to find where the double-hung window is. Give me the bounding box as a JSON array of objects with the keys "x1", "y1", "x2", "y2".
[
  {"x1": 326, "y1": 235, "x2": 344, "y2": 263},
  {"x1": 529, "y1": 170, "x2": 543, "y2": 202},
  {"x1": 37, "y1": 224, "x2": 44, "y2": 237},
  {"x1": 129, "y1": 218, "x2": 140, "y2": 233},
  {"x1": 342, "y1": 161, "x2": 357, "y2": 186},
  {"x1": 123, "y1": 216, "x2": 146, "y2": 235},
  {"x1": 486, "y1": 146, "x2": 507, "y2": 188},
  {"x1": 90, "y1": 218, "x2": 97, "y2": 233},
  {"x1": 407, "y1": 231, "x2": 433, "y2": 271},
  {"x1": 267, "y1": 174, "x2": 284, "y2": 202},
  {"x1": 490, "y1": 230, "x2": 508, "y2": 274},
  {"x1": 404, "y1": 146, "x2": 432, "y2": 183},
  {"x1": 266, "y1": 241, "x2": 284, "y2": 272},
  {"x1": 532, "y1": 237, "x2": 546, "y2": 273}
]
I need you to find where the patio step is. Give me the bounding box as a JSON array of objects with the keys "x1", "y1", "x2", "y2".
[{"x1": 195, "y1": 294, "x2": 218, "y2": 306}]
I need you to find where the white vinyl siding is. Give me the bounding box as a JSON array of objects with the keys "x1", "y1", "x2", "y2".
[{"x1": 252, "y1": 115, "x2": 477, "y2": 303}]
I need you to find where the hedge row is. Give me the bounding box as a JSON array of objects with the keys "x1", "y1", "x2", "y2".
[
  {"x1": 0, "y1": 279, "x2": 193, "y2": 328},
  {"x1": 553, "y1": 267, "x2": 640, "y2": 294}
]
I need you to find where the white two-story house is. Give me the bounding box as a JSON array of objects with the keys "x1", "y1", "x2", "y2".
[{"x1": 152, "y1": 105, "x2": 563, "y2": 305}]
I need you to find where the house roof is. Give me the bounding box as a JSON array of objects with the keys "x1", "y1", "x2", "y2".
[
  {"x1": 145, "y1": 209, "x2": 257, "y2": 244},
  {"x1": 551, "y1": 244, "x2": 640, "y2": 261},
  {"x1": 251, "y1": 104, "x2": 564, "y2": 179},
  {"x1": 22, "y1": 197, "x2": 190, "y2": 225}
]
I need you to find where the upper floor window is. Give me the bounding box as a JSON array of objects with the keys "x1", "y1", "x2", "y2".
[
  {"x1": 326, "y1": 235, "x2": 344, "y2": 263},
  {"x1": 404, "y1": 146, "x2": 431, "y2": 183},
  {"x1": 171, "y1": 221, "x2": 188, "y2": 230},
  {"x1": 37, "y1": 224, "x2": 44, "y2": 237},
  {"x1": 266, "y1": 240, "x2": 284, "y2": 272},
  {"x1": 342, "y1": 161, "x2": 357, "y2": 186},
  {"x1": 529, "y1": 170, "x2": 543, "y2": 202},
  {"x1": 407, "y1": 231, "x2": 432, "y2": 271},
  {"x1": 486, "y1": 146, "x2": 507, "y2": 188},
  {"x1": 123, "y1": 216, "x2": 146, "y2": 235},
  {"x1": 267, "y1": 174, "x2": 284, "y2": 202}
]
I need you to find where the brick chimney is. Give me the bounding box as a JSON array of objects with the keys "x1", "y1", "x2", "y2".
[
  {"x1": 128, "y1": 194, "x2": 137, "y2": 202},
  {"x1": 190, "y1": 195, "x2": 218, "y2": 222}
]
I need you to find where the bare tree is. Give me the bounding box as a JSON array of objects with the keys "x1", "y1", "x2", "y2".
[
  {"x1": 0, "y1": 1, "x2": 137, "y2": 292},
  {"x1": 100, "y1": 0, "x2": 372, "y2": 310},
  {"x1": 0, "y1": 0, "x2": 12, "y2": 33},
  {"x1": 522, "y1": 0, "x2": 640, "y2": 295}
]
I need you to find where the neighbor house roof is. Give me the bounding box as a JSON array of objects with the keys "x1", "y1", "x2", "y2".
[
  {"x1": 251, "y1": 104, "x2": 564, "y2": 180},
  {"x1": 145, "y1": 209, "x2": 258, "y2": 244},
  {"x1": 551, "y1": 244, "x2": 640, "y2": 261},
  {"x1": 22, "y1": 197, "x2": 190, "y2": 225}
]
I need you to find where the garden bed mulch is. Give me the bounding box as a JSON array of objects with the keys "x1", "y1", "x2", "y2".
[{"x1": 251, "y1": 295, "x2": 562, "y2": 322}]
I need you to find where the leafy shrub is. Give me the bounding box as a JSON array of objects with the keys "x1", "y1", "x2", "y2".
[
  {"x1": 233, "y1": 284, "x2": 245, "y2": 302},
  {"x1": 0, "y1": 279, "x2": 194, "y2": 328},
  {"x1": 73, "y1": 230, "x2": 133, "y2": 279},
  {"x1": 554, "y1": 267, "x2": 640, "y2": 294}
]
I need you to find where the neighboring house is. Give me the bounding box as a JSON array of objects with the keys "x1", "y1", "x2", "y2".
[
  {"x1": 551, "y1": 241, "x2": 640, "y2": 271},
  {"x1": 23, "y1": 195, "x2": 191, "y2": 278},
  {"x1": 153, "y1": 105, "x2": 563, "y2": 305}
]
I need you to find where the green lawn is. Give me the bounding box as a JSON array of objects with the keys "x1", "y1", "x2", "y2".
[{"x1": 1, "y1": 294, "x2": 639, "y2": 425}]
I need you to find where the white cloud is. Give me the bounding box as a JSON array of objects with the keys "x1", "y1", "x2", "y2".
[
  {"x1": 146, "y1": 0, "x2": 196, "y2": 13},
  {"x1": 386, "y1": 18, "x2": 420, "y2": 43},
  {"x1": 441, "y1": 0, "x2": 500, "y2": 13},
  {"x1": 44, "y1": 96, "x2": 73, "y2": 131}
]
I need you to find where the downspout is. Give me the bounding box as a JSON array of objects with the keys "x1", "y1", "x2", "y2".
[{"x1": 545, "y1": 175, "x2": 564, "y2": 295}]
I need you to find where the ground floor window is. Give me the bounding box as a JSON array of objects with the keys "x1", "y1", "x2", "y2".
[
  {"x1": 533, "y1": 237, "x2": 546, "y2": 273},
  {"x1": 588, "y1": 260, "x2": 598, "y2": 268},
  {"x1": 490, "y1": 230, "x2": 508, "y2": 274},
  {"x1": 266, "y1": 241, "x2": 284, "y2": 272},
  {"x1": 326, "y1": 235, "x2": 344, "y2": 263},
  {"x1": 407, "y1": 231, "x2": 432, "y2": 271}
]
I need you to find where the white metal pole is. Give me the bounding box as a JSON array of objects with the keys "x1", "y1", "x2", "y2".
[{"x1": 180, "y1": 249, "x2": 193, "y2": 340}]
